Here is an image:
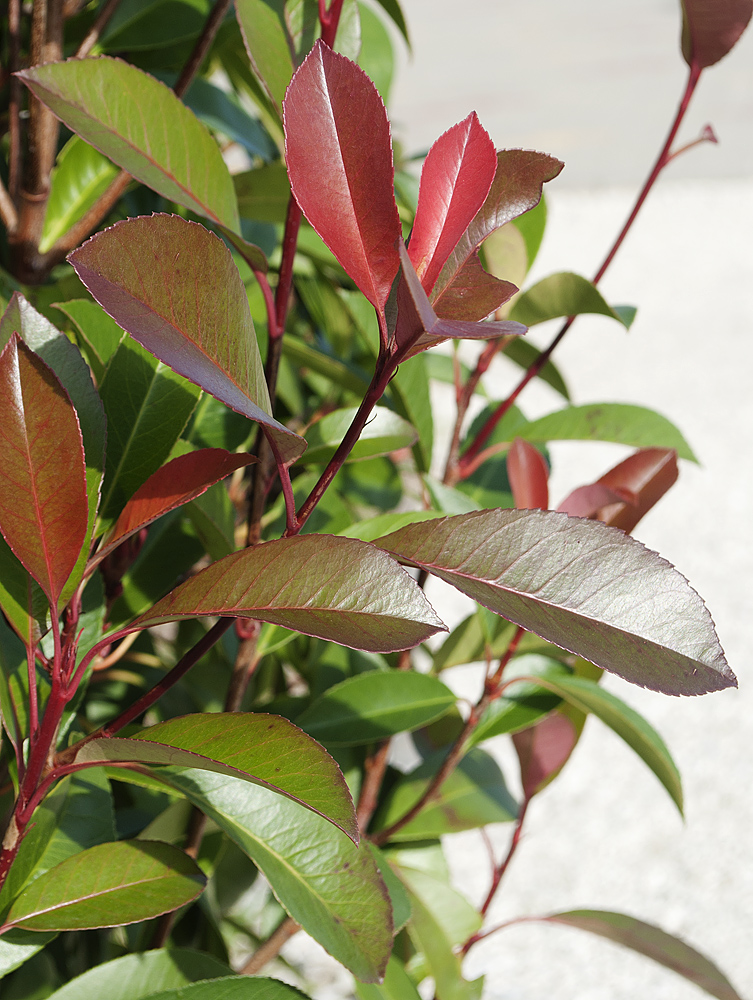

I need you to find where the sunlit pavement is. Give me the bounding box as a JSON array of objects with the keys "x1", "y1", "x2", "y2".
[{"x1": 385, "y1": 4, "x2": 753, "y2": 998}]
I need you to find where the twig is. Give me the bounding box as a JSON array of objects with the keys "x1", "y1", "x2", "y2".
[
  {"x1": 241, "y1": 916, "x2": 300, "y2": 975},
  {"x1": 224, "y1": 622, "x2": 261, "y2": 712},
  {"x1": 0, "y1": 180, "x2": 18, "y2": 234},
  {"x1": 74, "y1": 0, "x2": 124, "y2": 58},
  {"x1": 457, "y1": 61, "x2": 704, "y2": 476},
  {"x1": 356, "y1": 740, "x2": 391, "y2": 831},
  {"x1": 8, "y1": 0, "x2": 23, "y2": 205},
  {"x1": 174, "y1": 0, "x2": 233, "y2": 98}
]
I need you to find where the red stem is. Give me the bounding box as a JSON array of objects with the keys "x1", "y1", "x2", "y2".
[{"x1": 458, "y1": 61, "x2": 703, "y2": 476}]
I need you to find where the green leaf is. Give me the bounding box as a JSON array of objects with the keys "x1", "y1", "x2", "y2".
[
  {"x1": 130, "y1": 534, "x2": 446, "y2": 654},
  {"x1": 235, "y1": 0, "x2": 294, "y2": 114},
  {"x1": 357, "y1": 2, "x2": 395, "y2": 102},
  {"x1": 339, "y1": 511, "x2": 445, "y2": 543},
  {"x1": 39, "y1": 136, "x2": 119, "y2": 255},
  {"x1": 469, "y1": 656, "x2": 565, "y2": 745},
  {"x1": 67, "y1": 713, "x2": 358, "y2": 841},
  {"x1": 515, "y1": 403, "x2": 696, "y2": 460},
  {"x1": 18, "y1": 57, "x2": 239, "y2": 230},
  {"x1": 511, "y1": 192, "x2": 548, "y2": 270},
  {"x1": 235, "y1": 162, "x2": 291, "y2": 223},
  {"x1": 376, "y1": 509, "x2": 736, "y2": 696},
  {"x1": 509, "y1": 272, "x2": 631, "y2": 327},
  {"x1": 0, "y1": 533, "x2": 49, "y2": 646},
  {"x1": 389, "y1": 352, "x2": 433, "y2": 473},
  {"x1": 367, "y1": 844, "x2": 411, "y2": 934},
  {"x1": 303, "y1": 406, "x2": 418, "y2": 465},
  {"x1": 172, "y1": 75, "x2": 276, "y2": 162},
  {"x1": 44, "y1": 948, "x2": 233, "y2": 1000},
  {"x1": 97, "y1": 337, "x2": 201, "y2": 527},
  {"x1": 0, "y1": 930, "x2": 57, "y2": 981},
  {"x1": 144, "y1": 978, "x2": 310, "y2": 1000},
  {"x1": 501, "y1": 337, "x2": 570, "y2": 399},
  {"x1": 372, "y1": 0, "x2": 411, "y2": 48},
  {"x1": 423, "y1": 475, "x2": 482, "y2": 515},
  {"x1": 162, "y1": 769, "x2": 392, "y2": 982},
  {"x1": 185, "y1": 482, "x2": 236, "y2": 560},
  {"x1": 53, "y1": 299, "x2": 124, "y2": 381},
  {"x1": 511, "y1": 666, "x2": 683, "y2": 813},
  {"x1": 543, "y1": 910, "x2": 744, "y2": 1000},
  {"x1": 356, "y1": 956, "x2": 422, "y2": 1000},
  {"x1": 4, "y1": 841, "x2": 205, "y2": 931},
  {"x1": 296, "y1": 671, "x2": 456, "y2": 746},
  {"x1": 100, "y1": 0, "x2": 213, "y2": 50},
  {"x1": 374, "y1": 747, "x2": 517, "y2": 840},
  {"x1": 282, "y1": 336, "x2": 370, "y2": 397},
  {"x1": 70, "y1": 214, "x2": 303, "y2": 465}
]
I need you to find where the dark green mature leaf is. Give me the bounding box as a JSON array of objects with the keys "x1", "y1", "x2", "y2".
[
  {"x1": 53, "y1": 299, "x2": 124, "y2": 381},
  {"x1": 681, "y1": 0, "x2": 753, "y2": 68},
  {"x1": 509, "y1": 272, "x2": 631, "y2": 327},
  {"x1": 68, "y1": 713, "x2": 358, "y2": 841},
  {"x1": 145, "y1": 978, "x2": 309, "y2": 1000},
  {"x1": 374, "y1": 748, "x2": 517, "y2": 840},
  {"x1": 97, "y1": 337, "x2": 201, "y2": 527},
  {"x1": 40, "y1": 137, "x2": 119, "y2": 255},
  {"x1": 376, "y1": 510, "x2": 736, "y2": 696},
  {"x1": 236, "y1": 0, "x2": 295, "y2": 114},
  {"x1": 178, "y1": 75, "x2": 277, "y2": 161},
  {"x1": 356, "y1": 956, "x2": 422, "y2": 1000},
  {"x1": 469, "y1": 656, "x2": 565, "y2": 744},
  {"x1": 339, "y1": 511, "x2": 444, "y2": 543},
  {"x1": 163, "y1": 769, "x2": 392, "y2": 981},
  {"x1": 0, "y1": 293, "x2": 106, "y2": 598},
  {"x1": 130, "y1": 534, "x2": 446, "y2": 653},
  {"x1": 235, "y1": 162, "x2": 291, "y2": 223},
  {"x1": 509, "y1": 665, "x2": 683, "y2": 812},
  {"x1": 70, "y1": 214, "x2": 304, "y2": 464},
  {"x1": 515, "y1": 403, "x2": 696, "y2": 460},
  {"x1": 296, "y1": 671, "x2": 456, "y2": 746},
  {"x1": 101, "y1": 0, "x2": 213, "y2": 50},
  {"x1": 502, "y1": 338, "x2": 570, "y2": 400},
  {"x1": 543, "y1": 910, "x2": 744, "y2": 1000},
  {"x1": 0, "y1": 930, "x2": 57, "y2": 981},
  {"x1": 18, "y1": 57, "x2": 239, "y2": 229},
  {"x1": 44, "y1": 948, "x2": 233, "y2": 1000},
  {"x1": 0, "y1": 335, "x2": 88, "y2": 604},
  {"x1": 304, "y1": 406, "x2": 418, "y2": 465},
  {"x1": 367, "y1": 844, "x2": 411, "y2": 933},
  {"x1": 4, "y1": 841, "x2": 205, "y2": 931},
  {"x1": 0, "y1": 534, "x2": 49, "y2": 645}
]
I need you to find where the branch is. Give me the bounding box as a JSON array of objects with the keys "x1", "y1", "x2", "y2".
[
  {"x1": 7, "y1": 0, "x2": 22, "y2": 207},
  {"x1": 174, "y1": 0, "x2": 233, "y2": 98},
  {"x1": 0, "y1": 180, "x2": 18, "y2": 234},
  {"x1": 241, "y1": 916, "x2": 300, "y2": 975},
  {"x1": 74, "y1": 0, "x2": 124, "y2": 58}
]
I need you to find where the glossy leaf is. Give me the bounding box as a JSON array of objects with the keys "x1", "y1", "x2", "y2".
[
  {"x1": 593, "y1": 447, "x2": 679, "y2": 532},
  {"x1": 367, "y1": 843, "x2": 411, "y2": 933},
  {"x1": 101, "y1": 0, "x2": 213, "y2": 50},
  {"x1": 433, "y1": 150, "x2": 563, "y2": 303},
  {"x1": 0, "y1": 930, "x2": 57, "y2": 981},
  {"x1": 470, "y1": 658, "x2": 563, "y2": 745},
  {"x1": 70, "y1": 214, "x2": 304, "y2": 464},
  {"x1": 304, "y1": 406, "x2": 417, "y2": 465},
  {"x1": 296, "y1": 671, "x2": 456, "y2": 745},
  {"x1": 130, "y1": 533, "x2": 446, "y2": 652},
  {"x1": 376, "y1": 509, "x2": 736, "y2": 695},
  {"x1": 4, "y1": 841, "x2": 205, "y2": 931},
  {"x1": 69, "y1": 713, "x2": 358, "y2": 841},
  {"x1": 681, "y1": 0, "x2": 753, "y2": 68},
  {"x1": 234, "y1": 162, "x2": 291, "y2": 223},
  {"x1": 40, "y1": 136, "x2": 119, "y2": 255},
  {"x1": 0, "y1": 293, "x2": 106, "y2": 597},
  {"x1": 502, "y1": 337, "x2": 570, "y2": 399},
  {"x1": 284, "y1": 41, "x2": 402, "y2": 313},
  {"x1": 509, "y1": 271, "x2": 631, "y2": 327},
  {"x1": 97, "y1": 337, "x2": 201, "y2": 527},
  {"x1": 44, "y1": 948, "x2": 233, "y2": 1000},
  {"x1": 356, "y1": 955, "x2": 422, "y2": 1000},
  {"x1": 0, "y1": 528, "x2": 50, "y2": 644},
  {"x1": 236, "y1": 0, "x2": 295, "y2": 113},
  {"x1": 163, "y1": 769, "x2": 392, "y2": 981},
  {"x1": 18, "y1": 57, "x2": 239, "y2": 229},
  {"x1": 513, "y1": 711, "x2": 578, "y2": 797},
  {"x1": 145, "y1": 977, "x2": 310, "y2": 1000},
  {"x1": 543, "y1": 910, "x2": 744, "y2": 1000},
  {"x1": 374, "y1": 748, "x2": 517, "y2": 840},
  {"x1": 100, "y1": 449, "x2": 254, "y2": 560},
  {"x1": 339, "y1": 510, "x2": 444, "y2": 542},
  {"x1": 433, "y1": 252, "x2": 518, "y2": 322},
  {"x1": 408, "y1": 113, "x2": 497, "y2": 293},
  {"x1": 179, "y1": 75, "x2": 277, "y2": 162},
  {"x1": 507, "y1": 438, "x2": 549, "y2": 510},
  {"x1": 557, "y1": 482, "x2": 631, "y2": 520},
  {"x1": 0, "y1": 335, "x2": 88, "y2": 604},
  {"x1": 515, "y1": 403, "x2": 696, "y2": 460},
  {"x1": 53, "y1": 299, "x2": 124, "y2": 381}
]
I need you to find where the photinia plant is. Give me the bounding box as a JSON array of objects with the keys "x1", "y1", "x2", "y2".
[{"x1": 0, "y1": 0, "x2": 749, "y2": 997}]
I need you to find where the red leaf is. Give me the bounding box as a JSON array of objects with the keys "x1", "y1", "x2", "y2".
[
  {"x1": 283, "y1": 41, "x2": 401, "y2": 314},
  {"x1": 433, "y1": 252, "x2": 517, "y2": 321},
  {"x1": 513, "y1": 711, "x2": 578, "y2": 798},
  {"x1": 408, "y1": 113, "x2": 497, "y2": 294},
  {"x1": 557, "y1": 483, "x2": 634, "y2": 519},
  {"x1": 595, "y1": 448, "x2": 678, "y2": 533},
  {"x1": 681, "y1": 0, "x2": 753, "y2": 68},
  {"x1": 394, "y1": 242, "x2": 525, "y2": 359},
  {"x1": 99, "y1": 448, "x2": 255, "y2": 562},
  {"x1": 433, "y1": 150, "x2": 563, "y2": 303},
  {"x1": 0, "y1": 335, "x2": 88, "y2": 604},
  {"x1": 508, "y1": 438, "x2": 549, "y2": 510}
]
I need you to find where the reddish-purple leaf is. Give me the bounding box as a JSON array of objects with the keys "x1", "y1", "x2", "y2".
[
  {"x1": 557, "y1": 483, "x2": 633, "y2": 520},
  {"x1": 432, "y1": 150, "x2": 563, "y2": 303},
  {"x1": 543, "y1": 910, "x2": 744, "y2": 1000},
  {"x1": 513, "y1": 711, "x2": 578, "y2": 798},
  {"x1": 129, "y1": 534, "x2": 446, "y2": 653},
  {"x1": 595, "y1": 448, "x2": 679, "y2": 533},
  {"x1": 395, "y1": 242, "x2": 525, "y2": 358},
  {"x1": 681, "y1": 0, "x2": 753, "y2": 68},
  {"x1": 283, "y1": 41, "x2": 401, "y2": 314},
  {"x1": 98, "y1": 449, "x2": 255, "y2": 562},
  {"x1": 0, "y1": 335, "x2": 88, "y2": 605},
  {"x1": 508, "y1": 438, "x2": 549, "y2": 510},
  {"x1": 408, "y1": 113, "x2": 497, "y2": 294},
  {"x1": 69, "y1": 214, "x2": 304, "y2": 464},
  {"x1": 375, "y1": 509, "x2": 736, "y2": 696},
  {"x1": 433, "y1": 252, "x2": 518, "y2": 321}
]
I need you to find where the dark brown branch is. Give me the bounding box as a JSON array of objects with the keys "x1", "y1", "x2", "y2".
[
  {"x1": 7, "y1": 0, "x2": 23, "y2": 207},
  {"x1": 74, "y1": 0, "x2": 124, "y2": 59},
  {"x1": 356, "y1": 740, "x2": 391, "y2": 831},
  {"x1": 174, "y1": 0, "x2": 232, "y2": 98},
  {"x1": 241, "y1": 916, "x2": 300, "y2": 975}
]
